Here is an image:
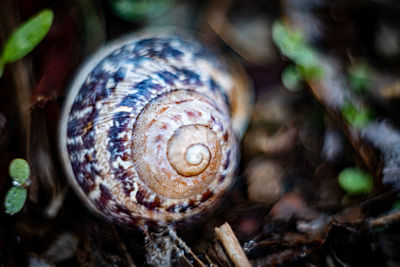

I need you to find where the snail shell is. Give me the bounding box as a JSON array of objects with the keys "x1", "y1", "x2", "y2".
[{"x1": 59, "y1": 31, "x2": 252, "y2": 226}]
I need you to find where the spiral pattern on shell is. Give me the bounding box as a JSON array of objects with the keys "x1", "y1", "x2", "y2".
[{"x1": 59, "y1": 32, "x2": 251, "y2": 226}]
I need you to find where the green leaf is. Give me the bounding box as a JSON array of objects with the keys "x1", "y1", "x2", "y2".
[
  {"x1": 341, "y1": 101, "x2": 373, "y2": 129},
  {"x1": 4, "y1": 187, "x2": 27, "y2": 215},
  {"x1": 9, "y1": 158, "x2": 30, "y2": 184},
  {"x1": 1, "y1": 9, "x2": 54, "y2": 63},
  {"x1": 338, "y1": 167, "x2": 373, "y2": 195},
  {"x1": 272, "y1": 20, "x2": 324, "y2": 80},
  {"x1": 281, "y1": 65, "x2": 302, "y2": 91},
  {"x1": 272, "y1": 20, "x2": 305, "y2": 60}
]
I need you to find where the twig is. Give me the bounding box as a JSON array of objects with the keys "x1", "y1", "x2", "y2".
[
  {"x1": 167, "y1": 226, "x2": 207, "y2": 267},
  {"x1": 281, "y1": 18, "x2": 400, "y2": 188},
  {"x1": 215, "y1": 222, "x2": 251, "y2": 267},
  {"x1": 307, "y1": 63, "x2": 380, "y2": 177},
  {"x1": 172, "y1": 243, "x2": 195, "y2": 267},
  {"x1": 368, "y1": 209, "x2": 400, "y2": 228},
  {"x1": 330, "y1": 246, "x2": 350, "y2": 267},
  {"x1": 204, "y1": 253, "x2": 215, "y2": 266},
  {"x1": 209, "y1": 239, "x2": 234, "y2": 267}
]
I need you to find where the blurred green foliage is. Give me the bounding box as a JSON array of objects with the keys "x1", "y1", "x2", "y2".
[
  {"x1": 110, "y1": 0, "x2": 173, "y2": 22},
  {"x1": 0, "y1": 9, "x2": 53, "y2": 78},
  {"x1": 281, "y1": 64, "x2": 302, "y2": 91},
  {"x1": 338, "y1": 167, "x2": 373, "y2": 195},
  {"x1": 272, "y1": 20, "x2": 305, "y2": 59},
  {"x1": 272, "y1": 20, "x2": 324, "y2": 91},
  {"x1": 341, "y1": 101, "x2": 373, "y2": 129},
  {"x1": 348, "y1": 62, "x2": 373, "y2": 95}
]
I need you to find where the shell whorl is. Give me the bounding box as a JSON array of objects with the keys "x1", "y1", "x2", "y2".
[
  {"x1": 59, "y1": 33, "x2": 248, "y2": 226},
  {"x1": 168, "y1": 126, "x2": 213, "y2": 177}
]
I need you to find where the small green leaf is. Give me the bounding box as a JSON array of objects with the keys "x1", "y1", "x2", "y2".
[
  {"x1": 341, "y1": 101, "x2": 373, "y2": 129},
  {"x1": 4, "y1": 187, "x2": 27, "y2": 215},
  {"x1": 9, "y1": 158, "x2": 30, "y2": 183},
  {"x1": 338, "y1": 167, "x2": 373, "y2": 195},
  {"x1": 272, "y1": 20, "x2": 305, "y2": 60},
  {"x1": 272, "y1": 20, "x2": 324, "y2": 80},
  {"x1": 1, "y1": 9, "x2": 54, "y2": 63},
  {"x1": 281, "y1": 65, "x2": 302, "y2": 91}
]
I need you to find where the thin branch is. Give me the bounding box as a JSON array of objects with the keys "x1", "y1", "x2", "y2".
[
  {"x1": 167, "y1": 226, "x2": 207, "y2": 267},
  {"x1": 368, "y1": 209, "x2": 400, "y2": 228},
  {"x1": 215, "y1": 222, "x2": 251, "y2": 267}
]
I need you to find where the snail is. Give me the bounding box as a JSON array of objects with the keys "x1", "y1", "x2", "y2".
[{"x1": 59, "y1": 31, "x2": 252, "y2": 227}]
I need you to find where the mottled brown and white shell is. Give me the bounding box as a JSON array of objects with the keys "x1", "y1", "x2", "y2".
[{"x1": 59, "y1": 31, "x2": 252, "y2": 226}]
